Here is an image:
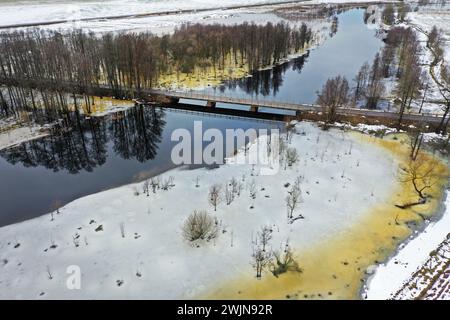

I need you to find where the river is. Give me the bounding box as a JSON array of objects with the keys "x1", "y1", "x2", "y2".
[{"x1": 0, "y1": 8, "x2": 383, "y2": 226}]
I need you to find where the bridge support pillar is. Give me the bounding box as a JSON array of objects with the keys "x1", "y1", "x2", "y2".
[
  {"x1": 295, "y1": 110, "x2": 301, "y2": 118},
  {"x1": 206, "y1": 100, "x2": 216, "y2": 108},
  {"x1": 250, "y1": 105, "x2": 259, "y2": 112}
]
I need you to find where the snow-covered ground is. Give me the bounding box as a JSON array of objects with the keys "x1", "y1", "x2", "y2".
[
  {"x1": 0, "y1": 0, "x2": 391, "y2": 35},
  {"x1": 0, "y1": 0, "x2": 395, "y2": 29},
  {"x1": 2, "y1": 3, "x2": 333, "y2": 36},
  {"x1": 367, "y1": 5, "x2": 450, "y2": 116},
  {"x1": 0, "y1": 0, "x2": 288, "y2": 27},
  {"x1": 404, "y1": 6, "x2": 450, "y2": 115},
  {"x1": 0, "y1": 121, "x2": 49, "y2": 151},
  {"x1": 408, "y1": 7, "x2": 450, "y2": 62},
  {"x1": 332, "y1": 122, "x2": 404, "y2": 135},
  {"x1": 0, "y1": 121, "x2": 400, "y2": 299},
  {"x1": 365, "y1": 190, "x2": 450, "y2": 300}
]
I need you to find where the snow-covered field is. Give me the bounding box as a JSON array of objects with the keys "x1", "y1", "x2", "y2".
[
  {"x1": 1, "y1": 3, "x2": 333, "y2": 36},
  {"x1": 365, "y1": 190, "x2": 450, "y2": 300},
  {"x1": 0, "y1": 0, "x2": 390, "y2": 34},
  {"x1": 0, "y1": 0, "x2": 287, "y2": 27},
  {"x1": 0, "y1": 121, "x2": 400, "y2": 299},
  {"x1": 12, "y1": 7, "x2": 296, "y2": 35},
  {"x1": 0, "y1": 0, "x2": 395, "y2": 29}
]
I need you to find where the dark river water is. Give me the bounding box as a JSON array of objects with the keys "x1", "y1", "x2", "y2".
[
  {"x1": 205, "y1": 8, "x2": 382, "y2": 105},
  {"x1": 0, "y1": 8, "x2": 383, "y2": 227}
]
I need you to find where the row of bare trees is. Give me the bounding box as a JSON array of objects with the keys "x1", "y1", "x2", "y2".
[
  {"x1": 316, "y1": 27, "x2": 447, "y2": 139},
  {"x1": 0, "y1": 22, "x2": 313, "y2": 122},
  {"x1": 317, "y1": 26, "x2": 426, "y2": 126},
  {"x1": 355, "y1": 26, "x2": 423, "y2": 119},
  {"x1": 427, "y1": 26, "x2": 450, "y2": 134}
]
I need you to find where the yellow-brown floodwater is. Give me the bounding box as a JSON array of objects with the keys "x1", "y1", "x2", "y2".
[{"x1": 204, "y1": 131, "x2": 449, "y2": 300}]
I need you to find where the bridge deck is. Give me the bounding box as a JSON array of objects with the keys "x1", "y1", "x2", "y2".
[
  {"x1": 148, "y1": 90, "x2": 445, "y2": 124},
  {"x1": 149, "y1": 90, "x2": 317, "y2": 111}
]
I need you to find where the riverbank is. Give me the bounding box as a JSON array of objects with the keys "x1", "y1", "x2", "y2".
[
  {"x1": 365, "y1": 190, "x2": 450, "y2": 299},
  {"x1": 203, "y1": 130, "x2": 449, "y2": 299},
  {"x1": 0, "y1": 118, "x2": 49, "y2": 151},
  {"x1": 1, "y1": 121, "x2": 447, "y2": 299}
]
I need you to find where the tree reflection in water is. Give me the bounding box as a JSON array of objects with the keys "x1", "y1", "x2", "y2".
[
  {"x1": 0, "y1": 105, "x2": 166, "y2": 174},
  {"x1": 214, "y1": 52, "x2": 308, "y2": 98}
]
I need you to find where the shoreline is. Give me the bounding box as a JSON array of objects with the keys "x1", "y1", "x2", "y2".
[
  {"x1": 358, "y1": 133, "x2": 450, "y2": 300},
  {"x1": 363, "y1": 188, "x2": 450, "y2": 299},
  {"x1": 0, "y1": 121, "x2": 447, "y2": 299},
  {"x1": 0, "y1": 125, "x2": 50, "y2": 152},
  {"x1": 203, "y1": 129, "x2": 449, "y2": 300},
  {"x1": 0, "y1": 121, "x2": 405, "y2": 299}
]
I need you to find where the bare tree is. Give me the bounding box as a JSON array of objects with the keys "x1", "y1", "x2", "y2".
[
  {"x1": 286, "y1": 177, "x2": 302, "y2": 221},
  {"x1": 397, "y1": 154, "x2": 440, "y2": 208},
  {"x1": 397, "y1": 56, "x2": 422, "y2": 129},
  {"x1": 161, "y1": 176, "x2": 175, "y2": 190},
  {"x1": 365, "y1": 53, "x2": 385, "y2": 109},
  {"x1": 225, "y1": 185, "x2": 234, "y2": 205},
  {"x1": 258, "y1": 226, "x2": 273, "y2": 252},
  {"x1": 46, "y1": 266, "x2": 53, "y2": 280},
  {"x1": 236, "y1": 180, "x2": 244, "y2": 197},
  {"x1": 354, "y1": 62, "x2": 370, "y2": 103},
  {"x1": 142, "y1": 180, "x2": 150, "y2": 197},
  {"x1": 251, "y1": 244, "x2": 272, "y2": 279},
  {"x1": 436, "y1": 64, "x2": 450, "y2": 134},
  {"x1": 150, "y1": 177, "x2": 159, "y2": 193},
  {"x1": 229, "y1": 177, "x2": 237, "y2": 194},
  {"x1": 409, "y1": 129, "x2": 424, "y2": 160},
  {"x1": 418, "y1": 82, "x2": 429, "y2": 113},
  {"x1": 316, "y1": 75, "x2": 350, "y2": 123},
  {"x1": 209, "y1": 184, "x2": 222, "y2": 211},
  {"x1": 387, "y1": 27, "x2": 422, "y2": 129},
  {"x1": 248, "y1": 179, "x2": 257, "y2": 200}
]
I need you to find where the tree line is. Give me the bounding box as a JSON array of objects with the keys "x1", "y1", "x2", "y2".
[
  {"x1": 428, "y1": 26, "x2": 450, "y2": 134},
  {"x1": 0, "y1": 22, "x2": 313, "y2": 123},
  {"x1": 318, "y1": 25, "x2": 425, "y2": 130}
]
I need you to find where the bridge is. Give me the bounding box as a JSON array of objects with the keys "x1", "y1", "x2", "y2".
[
  {"x1": 0, "y1": 76, "x2": 445, "y2": 125},
  {"x1": 146, "y1": 89, "x2": 446, "y2": 125},
  {"x1": 147, "y1": 89, "x2": 317, "y2": 113}
]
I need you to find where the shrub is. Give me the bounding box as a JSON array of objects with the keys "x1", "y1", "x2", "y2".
[
  {"x1": 182, "y1": 210, "x2": 218, "y2": 242},
  {"x1": 270, "y1": 247, "x2": 302, "y2": 277}
]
